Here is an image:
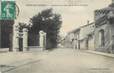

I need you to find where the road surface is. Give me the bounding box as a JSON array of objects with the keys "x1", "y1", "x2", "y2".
[{"x1": 5, "y1": 49, "x2": 114, "y2": 73}]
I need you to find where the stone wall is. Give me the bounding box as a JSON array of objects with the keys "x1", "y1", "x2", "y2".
[{"x1": 94, "y1": 24, "x2": 111, "y2": 52}]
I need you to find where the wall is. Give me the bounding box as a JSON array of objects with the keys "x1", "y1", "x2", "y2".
[
  {"x1": 110, "y1": 24, "x2": 114, "y2": 53},
  {"x1": 79, "y1": 36, "x2": 95, "y2": 50},
  {"x1": 79, "y1": 23, "x2": 95, "y2": 50},
  {"x1": 62, "y1": 23, "x2": 95, "y2": 50},
  {"x1": 80, "y1": 39, "x2": 86, "y2": 50},
  {"x1": 94, "y1": 24, "x2": 111, "y2": 52},
  {"x1": 62, "y1": 33, "x2": 74, "y2": 48},
  {"x1": 88, "y1": 37, "x2": 95, "y2": 50},
  {"x1": 79, "y1": 24, "x2": 94, "y2": 40}
]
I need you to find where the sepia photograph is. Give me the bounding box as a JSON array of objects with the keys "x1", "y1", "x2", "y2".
[{"x1": 0, "y1": 0, "x2": 114, "y2": 73}]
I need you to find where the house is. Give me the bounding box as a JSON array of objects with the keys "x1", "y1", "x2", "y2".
[
  {"x1": 61, "y1": 0, "x2": 114, "y2": 54},
  {"x1": 94, "y1": 1, "x2": 114, "y2": 53},
  {"x1": 62, "y1": 21, "x2": 95, "y2": 50},
  {"x1": 61, "y1": 32, "x2": 74, "y2": 48},
  {"x1": 78, "y1": 22, "x2": 95, "y2": 50}
]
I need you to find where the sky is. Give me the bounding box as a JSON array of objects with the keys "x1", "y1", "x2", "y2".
[{"x1": 16, "y1": 0, "x2": 112, "y2": 36}]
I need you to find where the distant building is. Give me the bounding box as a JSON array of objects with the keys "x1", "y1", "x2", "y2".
[
  {"x1": 62, "y1": 1, "x2": 114, "y2": 54},
  {"x1": 78, "y1": 22, "x2": 95, "y2": 50},
  {"x1": 61, "y1": 32, "x2": 74, "y2": 48},
  {"x1": 62, "y1": 21, "x2": 95, "y2": 50},
  {"x1": 94, "y1": 1, "x2": 114, "y2": 53}
]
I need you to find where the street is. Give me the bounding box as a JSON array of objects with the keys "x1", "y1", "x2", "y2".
[{"x1": 3, "y1": 48, "x2": 114, "y2": 73}]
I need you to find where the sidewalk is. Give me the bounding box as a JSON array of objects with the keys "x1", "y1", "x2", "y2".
[
  {"x1": 86, "y1": 50, "x2": 114, "y2": 58},
  {"x1": 0, "y1": 48, "x2": 9, "y2": 53},
  {"x1": 0, "y1": 51, "x2": 45, "y2": 73}
]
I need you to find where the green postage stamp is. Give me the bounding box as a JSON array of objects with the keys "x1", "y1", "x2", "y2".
[{"x1": 0, "y1": 0, "x2": 16, "y2": 20}]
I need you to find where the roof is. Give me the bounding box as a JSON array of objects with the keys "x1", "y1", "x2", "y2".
[
  {"x1": 95, "y1": 3, "x2": 114, "y2": 11},
  {"x1": 68, "y1": 22, "x2": 94, "y2": 34}
]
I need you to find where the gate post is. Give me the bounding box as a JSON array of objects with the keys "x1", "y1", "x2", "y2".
[
  {"x1": 12, "y1": 23, "x2": 19, "y2": 51},
  {"x1": 23, "y1": 28, "x2": 28, "y2": 51},
  {"x1": 39, "y1": 31, "x2": 46, "y2": 50}
]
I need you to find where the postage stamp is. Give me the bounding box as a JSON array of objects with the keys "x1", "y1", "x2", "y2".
[{"x1": 0, "y1": 1, "x2": 16, "y2": 20}]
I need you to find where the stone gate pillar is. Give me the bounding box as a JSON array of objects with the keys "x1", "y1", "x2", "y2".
[
  {"x1": 39, "y1": 31, "x2": 46, "y2": 50},
  {"x1": 23, "y1": 28, "x2": 28, "y2": 51},
  {"x1": 43, "y1": 32, "x2": 46, "y2": 50},
  {"x1": 12, "y1": 24, "x2": 19, "y2": 51}
]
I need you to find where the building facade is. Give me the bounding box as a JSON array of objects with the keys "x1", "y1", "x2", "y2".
[
  {"x1": 62, "y1": 22, "x2": 95, "y2": 50},
  {"x1": 79, "y1": 22, "x2": 95, "y2": 50},
  {"x1": 94, "y1": 2, "x2": 114, "y2": 53},
  {"x1": 62, "y1": 1, "x2": 114, "y2": 54},
  {"x1": 61, "y1": 32, "x2": 74, "y2": 48}
]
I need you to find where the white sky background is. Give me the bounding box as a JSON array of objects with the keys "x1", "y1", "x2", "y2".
[{"x1": 16, "y1": 0, "x2": 111, "y2": 36}]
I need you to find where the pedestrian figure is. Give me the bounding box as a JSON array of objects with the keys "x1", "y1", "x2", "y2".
[{"x1": 72, "y1": 38, "x2": 77, "y2": 50}]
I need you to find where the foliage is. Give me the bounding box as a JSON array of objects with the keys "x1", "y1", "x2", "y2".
[{"x1": 29, "y1": 8, "x2": 62, "y2": 49}]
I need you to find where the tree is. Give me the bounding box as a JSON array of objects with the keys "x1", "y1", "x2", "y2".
[{"x1": 29, "y1": 8, "x2": 62, "y2": 49}]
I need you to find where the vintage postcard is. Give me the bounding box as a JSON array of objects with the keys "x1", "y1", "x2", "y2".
[{"x1": 0, "y1": 0, "x2": 114, "y2": 73}]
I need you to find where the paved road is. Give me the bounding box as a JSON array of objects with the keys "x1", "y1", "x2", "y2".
[{"x1": 5, "y1": 49, "x2": 114, "y2": 73}]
